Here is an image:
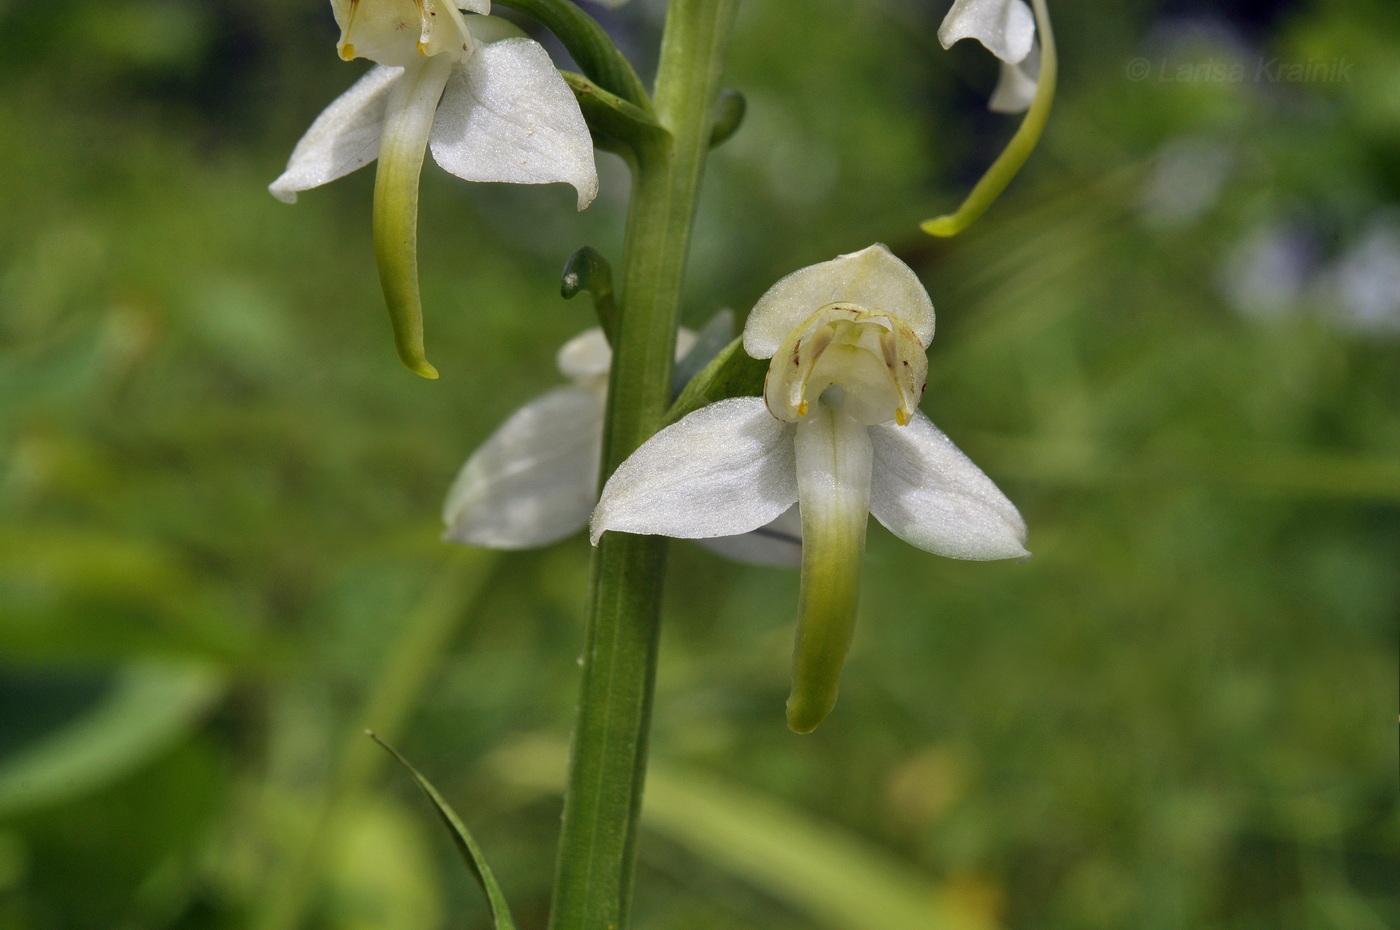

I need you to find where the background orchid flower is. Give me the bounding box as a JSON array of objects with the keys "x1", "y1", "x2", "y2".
[
  {"x1": 443, "y1": 326, "x2": 802, "y2": 565},
  {"x1": 269, "y1": 0, "x2": 599, "y2": 378},
  {"x1": 591, "y1": 245, "x2": 1028, "y2": 732},
  {"x1": 938, "y1": 0, "x2": 1039, "y2": 113}
]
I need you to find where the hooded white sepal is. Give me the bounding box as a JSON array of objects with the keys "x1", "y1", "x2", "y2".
[
  {"x1": 743, "y1": 244, "x2": 934, "y2": 358},
  {"x1": 938, "y1": 0, "x2": 1035, "y2": 64}
]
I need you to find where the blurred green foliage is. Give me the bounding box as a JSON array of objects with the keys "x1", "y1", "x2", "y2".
[{"x1": 1, "y1": 0, "x2": 1396, "y2": 928}]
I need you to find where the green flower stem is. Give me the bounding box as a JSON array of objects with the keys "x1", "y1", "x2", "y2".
[
  {"x1": 252, "y1": 550, "x2": 499, "y2": 930},
  {"x1": 547, "y1": 1, "x2": 739, "y2": 928}
]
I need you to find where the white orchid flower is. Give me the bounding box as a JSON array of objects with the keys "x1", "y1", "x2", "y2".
[
  {"x1": 938, "y1": 0, "x2": 1040, "y2": 113},
  {"x1": 270, "y1": 0, "x2": 598, "y2": 378},
  {"x1": 443, "y1": 327, "x2": 802, "y2": 566},
  {"x1": 591, "y1": 245, "x2": 1028, "y2": 732}
]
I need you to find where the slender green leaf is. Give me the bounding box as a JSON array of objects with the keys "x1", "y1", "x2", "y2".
[{"x1": 370, "y1": 733, "x2": 518, "y2": 930}]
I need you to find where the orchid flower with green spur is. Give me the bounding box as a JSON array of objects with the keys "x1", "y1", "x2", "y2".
[
  {"x1": 590, "y1": 245, "x2": 1028, "y2": 733},
  {"x1": 270, "y1": 0, "x2": 598, "y2": 378},
  {"x1": 923, "y1": 0, "x2": 1055, "y2": 236}
]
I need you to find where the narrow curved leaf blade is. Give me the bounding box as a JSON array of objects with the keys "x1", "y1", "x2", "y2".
[{"x1": 370, "y1": 732, "x2": 518, "y2": 930}]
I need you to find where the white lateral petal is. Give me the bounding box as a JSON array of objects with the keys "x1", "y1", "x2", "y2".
[
  {"x1": 591, "y1": 398, "x2": 797, "y2": 544},
  {"x1": 429, "y1": 38, "x2": 599, "y2": 209},
  {"x1": 744, "y1": 244, "x2": 935, "y2": 358},
  {"x1": 938, "y1": 0, "x2": 1035, "y2": 64},
  {"x1": 696, "y1": 505, "x2": 802, "y2": 568},
  {"x1": 556, "y1": 328, "x2": 613, "y2": 382},
  {"x1": 867, "y1": 411, "x2": 1028, "y2": 560},
  {"x1": 988, "y1": 41, "x2": 1040, "y2": 113},
  {"x1": 442, "y1": 386, "x2": 603, "y2": 548},
  {"x1": 269, "y1": 65, "x2": 402, "y2": 203}
]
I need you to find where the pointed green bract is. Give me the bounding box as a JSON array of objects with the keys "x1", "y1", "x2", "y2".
[
  {"x1": 922, "y1": 0, "x2": 1056, "y2": 237},
  {"x1": 664, "y1": 336, "x2": 767, "y2": 426},
  {"x1": 370, "y1": 732, "x2": 518, "y2": 930},
  {"x1": 562, "y1": 71, "x2": 666, "y2": 158}
]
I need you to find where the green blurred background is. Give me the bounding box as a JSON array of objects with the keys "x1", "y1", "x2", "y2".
[{"x1": 1, "y1": 0, "x2": 1396, "y2": 927}]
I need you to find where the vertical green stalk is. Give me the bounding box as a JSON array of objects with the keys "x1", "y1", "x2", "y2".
[{"x1": 548, "y1": 1, "x2": 740, "y2": 928}]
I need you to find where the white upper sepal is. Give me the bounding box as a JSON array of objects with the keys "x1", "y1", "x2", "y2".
[
  {"x1": 867, "y1": 410, "x2": 1028, "y2": 560},
  {"x1": 590, "y1": 398, "x2": 798, "y2": 545},
  {"x1": 430, "y1": 37, "x2": 600, "y2": 210},
  {"x1": 938, "y1": 0, "x2": 1035, "y2": 65},
  {"x1": 988, "y1": 41, "x2": 1040, "y2": 113},
  {"x1": 442, "y1": 386, "x2": 604, "y2": 548},
  {"x1": 744, "y1": 244, "x2": 935, "y2": 358},
  {"x1": 269, "y1": 65, "x2": 401, "y2": 203}
]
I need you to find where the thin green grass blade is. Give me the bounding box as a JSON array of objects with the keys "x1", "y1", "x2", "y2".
[{"x1": 370, "y1": 733, "x2": 518, "y2": 930}]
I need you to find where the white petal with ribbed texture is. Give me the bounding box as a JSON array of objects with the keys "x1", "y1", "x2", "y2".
[
  {"x1": 743, "y1": 244, "x2": 935, "y2": 357},
  {"x1": 269, "y1": 65, "x2": 401, "y2": 203},
  {"x1": 697, "y1": 505, "x2": 803, "y2": 568},
  {"x1": 442, "y1": 386, "x2": 603, "y2": 548},
  {"x1": 430, "y1": 38, "x2": 598, "y2": 209},
  {"x1": 867, "y1": 411, "x2": 1028, "y2": 560},
  {"x1": 938, "y1": 0, "x2": 1035, "y2": 65},
  {"x1": 591, "y1": 398, "x2": 798, "y2": 544}
]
